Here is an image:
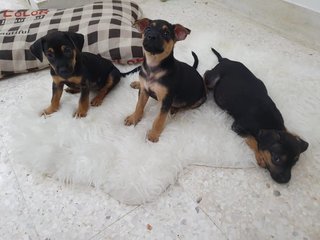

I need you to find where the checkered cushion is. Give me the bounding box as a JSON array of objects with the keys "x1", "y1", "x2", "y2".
[{"x1": 0, "y1": 1, "x2": 143, "y2": 79}]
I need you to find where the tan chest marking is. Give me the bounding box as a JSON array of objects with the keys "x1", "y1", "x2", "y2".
[
  {"x1": 52, "y1": 75, "x2": 82, "y2": 85},
  {"x1": 150, "y1": 83, "x2": 168, "y2": 102},
  {"x1": 140, "y1": 75, "x2": 168, "y2": 102},
  {"x1": 67, "y1": 76, "x2": 82, "y2": 85}
]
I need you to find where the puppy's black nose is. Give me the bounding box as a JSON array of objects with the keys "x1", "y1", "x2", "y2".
[
  {"x1": 147, "y1": 34, "x2": 156, "y2": 40},
  {"x1": 58, "y1": 67, "x2": 72, "y2": 78},
  {"x1": 272, "y1": 171, "x2": 291, "y2": 184},
  {"x1": 145, "y1": 30, "x2": 158, "y2": 40},
  {"x1": 59, "y1": 67, "x2": 68, "y2": 74}
]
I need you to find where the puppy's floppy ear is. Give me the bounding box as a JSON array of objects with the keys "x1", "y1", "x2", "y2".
[
  {"x1": 298, "y1": 138, "x2": 309, "y2": 153},
  {"x1": 30, "y1": 37, "x2": 45, "y2": 62},
  {"x1": 65, "y1": 32, "x2": 84, "y2": 52},
  {"x1": 173, "y1": 24, "x2": 191, "y2": 41},
  {"x1": 133, "y1": 18, "x2": 151, "y2": 33}
]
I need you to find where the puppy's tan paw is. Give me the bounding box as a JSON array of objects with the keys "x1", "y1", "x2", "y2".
[
  {"x1": 41, "y1": 106, "x2": 58, "y2": 116},
  {"x1": 170, "y1": 107, "x2": 179, "y2": 115},
  {"x1": 130, "y1": 81, "x2": 140, "y2": 89},
  {"x1": 255, "y1": 152, "x2": 267, "y2": 168},
  {"x1": 147, "y1": 130, "x2": 160, "y2": 143},
  {"x1": 124, "y1": 114, "x2": 141, "y2": 126},
  {"x1": 90, "y1": 97, "x2": 103, "y2": 107},
  {"x1": 73, "y1": 109, "x2": 87, "y2": 118}
]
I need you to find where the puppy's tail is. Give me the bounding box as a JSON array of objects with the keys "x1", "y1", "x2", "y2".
[
  {"x1": 191, "y1": 51, "x2": 199, "y2": 69},
  {"x1": 120, "y1": 66, "x2": 141, "y2": 77},
  {"x1": 211, "y1": 48, "x2": 223, "y2": 62}
]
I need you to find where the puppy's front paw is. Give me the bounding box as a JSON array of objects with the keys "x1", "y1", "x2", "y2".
[
  {"x1": 90, "y1": 97, "x2": 103, "y2": 107},
  {"x1": 147, "y1": 130, "x2": 160, "y2": 143},
  {"x1": 41, "y1": 106, "x2": 58, "y2": 116},
  {"x1": 124, "y1": 114, "x2": 141, "y2": 126},
  {"x1": 73, "y1": 109, "x2": 87, "y2": 118},
  {"x1": 170, "y1": 107, "x2": 179, "y2": 115},
  {"x1": 255, "y1": 151, "x2": 268, "y2": 168},
  {"x1": 130, "y1": 81, "x2": 140, "y2": 89}
]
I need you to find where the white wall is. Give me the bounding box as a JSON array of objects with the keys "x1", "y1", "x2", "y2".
[{"x1": 284, "y1": 0, "x2": 320, "y2": 12}]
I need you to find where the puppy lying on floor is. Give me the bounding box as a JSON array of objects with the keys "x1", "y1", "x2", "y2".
[
  {"x1": 30, "y1": 31, "x2": 139, "y2": 118},
  {"x1": 204, "y1": 48, "x2": 308, "y2": 183},
  {"x1": 125, "y1": 18, "x2": 207, "y2": 142}
]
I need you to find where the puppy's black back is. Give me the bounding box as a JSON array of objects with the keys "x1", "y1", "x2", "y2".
[
  {"x1": 156, "y1": 54, "x2": 206, "y2": 108},
  {"x1": 213, "y1": 59, "x2": 285, "y2": 136},
  {"x1": 81, "y1": 52, "x2": 120, "y2": 89},
  {"x1": 174, "y1": 60, "x2": 206, "y2": 107}
]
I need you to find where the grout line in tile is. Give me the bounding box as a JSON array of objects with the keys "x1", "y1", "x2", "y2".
[
  {"x1": 199, "y1": 206, "x2": 230, "y2": 240},
  {"x1": 188, "y1": 163, "x2": 256, "y2": 170},
  {"x1": 177, "y1": 172, "x2": 230, "y2": 240},
  {"x1": 88, "y1": 205, "x2": 141, "y2": 240}
]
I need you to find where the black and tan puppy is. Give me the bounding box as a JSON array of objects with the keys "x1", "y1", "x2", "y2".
[
  {"x1": 204, "y1": 48, "x2": 308, "y2": 183},
  {"x1": 124, "y1": 18, "x2": 207, "y2": 142},
  {"x1": 30, "y1": 31, "x2": 137, "y2": 118},
  {"x1": 204, "y1": 49, "x2": 308, "y2": 183}
]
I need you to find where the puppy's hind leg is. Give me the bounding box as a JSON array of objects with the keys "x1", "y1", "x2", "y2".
[
  {"x1": 130, "y1": 81, "x2": 140, "y2": 89},
  {"x1": 91, "y1": 69, "x2": 121, "y2": 106},
  {"x1": 170, "y1": 106, "x2": 179, "y2": 115},
  {"x1": 190, "y1": 95, "x2": 207, "y2": 109},
  {"x1": 231, "y1": 121, "x2": 249, "y2": 137},
  {"x1": 203, "y1": 66, "x2": 223, "y2": 90}
]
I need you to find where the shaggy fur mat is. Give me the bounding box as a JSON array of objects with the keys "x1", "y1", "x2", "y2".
[{"x1": 5, "y1": 61, "x2": 256, "y2": 204}]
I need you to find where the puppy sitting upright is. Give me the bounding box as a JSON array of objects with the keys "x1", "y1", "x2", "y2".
[
  {"x1": 125, "y1": 18, "x2": 206, "y2": 142},
  {"x1": 30, "y1": 31, "x2": 130, "y2": 118},
  {"x1": 204, "y1": 48, "x2": 308, "y2": 183}
]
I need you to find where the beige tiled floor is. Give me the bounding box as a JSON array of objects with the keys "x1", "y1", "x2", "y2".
[{"x1": 1, "y1": 0, "x2": 319, "y2": 239}]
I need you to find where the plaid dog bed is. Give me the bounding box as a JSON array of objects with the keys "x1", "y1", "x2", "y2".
[{"x1": 0, "y1": 1, "x2": 143, "y2": 79}]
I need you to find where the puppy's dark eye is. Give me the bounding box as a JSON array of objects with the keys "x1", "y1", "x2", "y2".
[
  {"x1": 272, "y1": 154, "x2": 286, "y2": 165},
  {"x1": 145, "y1": 27, "x2": 151, "y2": 33},
  {"x1": 274, "y1": 157, "x2": 281, "y2": 163},
  {"x1": 163, "y1": 31, "x2": 169, "y2": 37},
  {"x1": 63, "y1": 47, "x2": 73, "y2": 57},
  {"x1": 46, "y1": 51, "x2": 54, "y2": 59}
]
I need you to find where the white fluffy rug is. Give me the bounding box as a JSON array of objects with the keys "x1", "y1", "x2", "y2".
[
  {"x1": 3, "y1": 0, "x2": 320, "y2": 205},
  {"x1": 5, "y1": 65, "x2": 255, "y2": 204}
]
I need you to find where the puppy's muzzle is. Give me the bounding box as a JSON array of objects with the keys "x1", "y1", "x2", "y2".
[
  {"x1": 145, "y1": 31, "x2": 158, "y2": 41},
  {"x1": 143, "y1": 30, "x2": 164, "y2": 54},
  {"x1": 57, "y1": 66, "x2": 73, "y2": 79},
  {"x1": 270, "y1": 169, "x2": 291, "y2": 184}
]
